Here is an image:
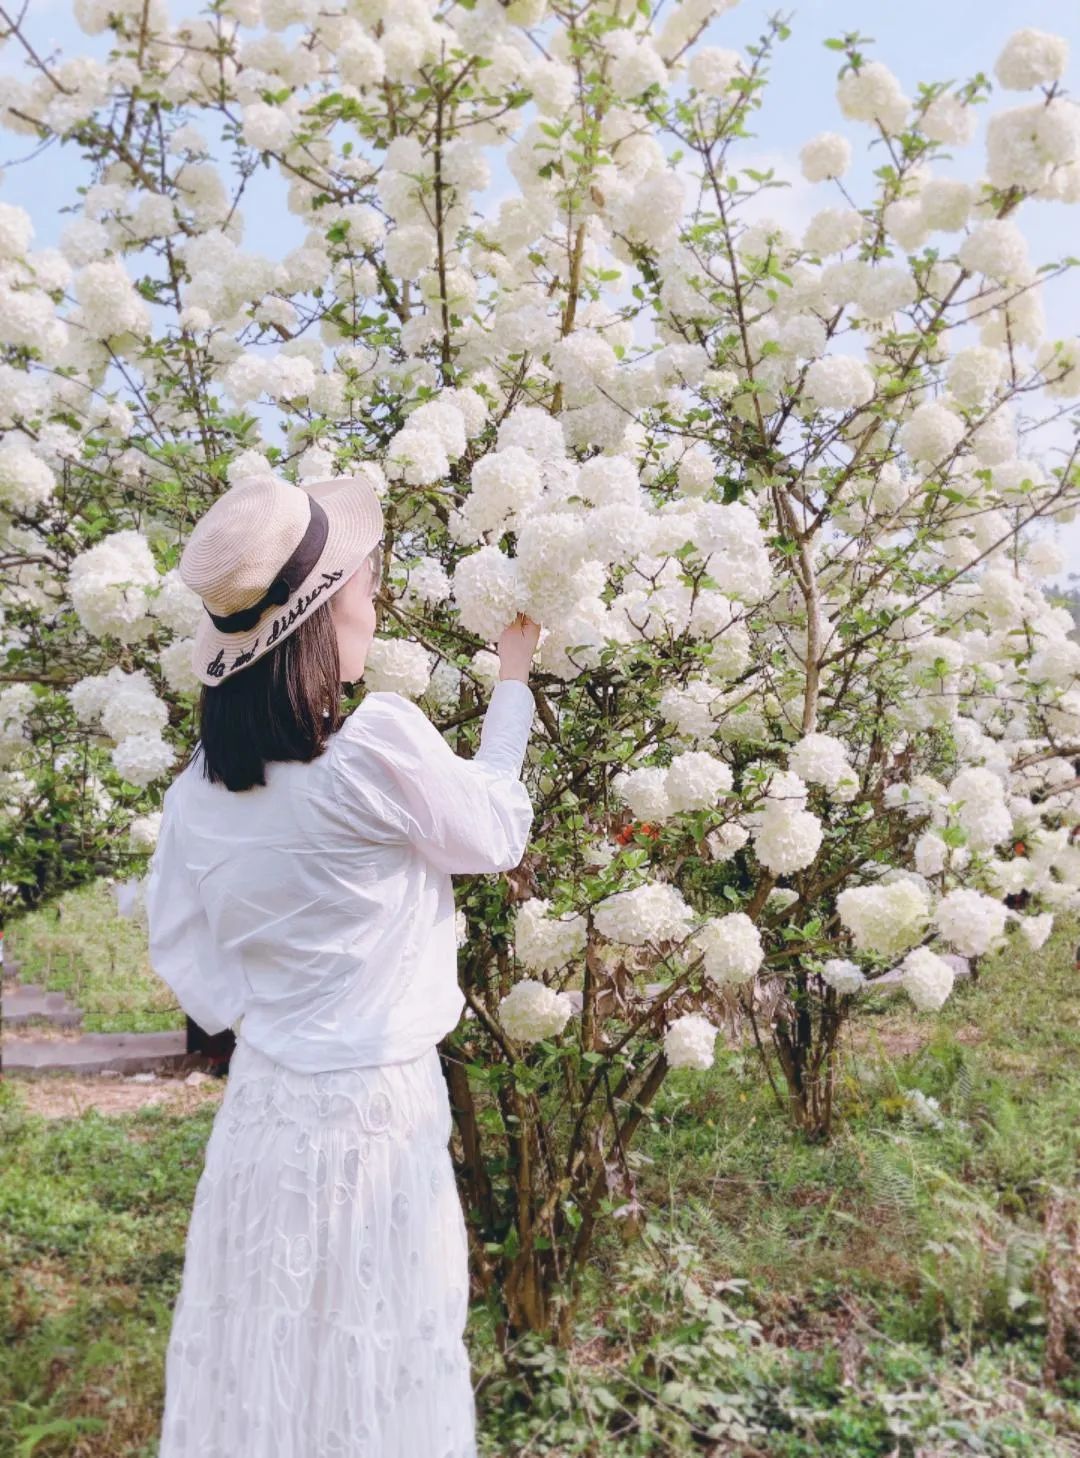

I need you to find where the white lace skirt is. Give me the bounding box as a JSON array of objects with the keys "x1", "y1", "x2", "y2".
[{"x1": 158, "y1": 1033, "x2": 478, "y2": 1458}]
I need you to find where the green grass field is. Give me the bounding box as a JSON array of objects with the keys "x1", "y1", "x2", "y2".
[
  {"x1": 4, "y1": 880, "x2": 184, "y2": 1034},
  {"x1": 2, "y1": 895, "x2": 1079, "y2": 1456}
]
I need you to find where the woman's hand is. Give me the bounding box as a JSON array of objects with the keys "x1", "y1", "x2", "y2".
[{"x1": 497, "y1": 613, "x2": 541, "y2": 682}]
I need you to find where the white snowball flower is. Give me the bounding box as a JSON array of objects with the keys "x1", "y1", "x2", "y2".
[
  {"x1": 664, "y1": 1013, "x2": 719, "y2": 1070},
  {"x1": 240, "y1": 100, "x2": 297, "y2": 151},
  {"x1": 385, "y1": 425, "x2": 449, "y2": 487},
  {"x1": 820, "y1": 958, "x2": 866, "y2": 995},
  {"x1": 401, "y1": 555, "x2": 452, "y2": 607},
  {"x1": 100, "y1": 676, "x2": 169, "y2": 741},
  {"x1": 701, "y1": 367, "x2": 739, "y2": 400},
  {"x1": 384, "y1": 224, "x2": 437, "y2": 277},
  {"x1": 837, "y1": 61, "x2": 909, "y2": 134},
  {"x1": 0, "y1": 438, "x2": 56, "y2": 512},
  {"x1": 976, "y1": 274, "x2": 1045, "y2": 350},
  {"x1": 149, "y1": 568, "x2": 205, "y2": 636},
  {"x1": 693, "y1": 911, "x2": 764, "y2": 986},
  {"x1": 0, "y1": 202, "x2": 33, "y2": 262},
  {"x1": 223, "y1": 353, "x2": 310, "y2": 405},
  {"x1": 514, "y1": 897, "x2": 588, "y2": 973},
  {"x1": 404, "y1": 398, "x2": 468, "y2": 460},
  {"x1": 934, "y1": 888, "x2": 1009, "y2": 957},
  {"x1": 837, "y1": 880, "x2": 931, "y2": 957},
  {"x1": 158, "y1": 637, "x2": 201, "y2": 697},
  {"x1": 359, "y1": 636, "x2": 432, "y2": 697},
  {"x1": 985, "y1": 100, "x2": 1080, "y2": 192},
  {"x1": 675, "y1": 447, "x2": 717, "y2": 498},
  {"x1": 451, "y1": 546, "x2": 525, "y2": 642},
  {"x1": 994, "y1": 28, "x2": 1069, "y2": 91},
  {"x1": 900, "y1": 946, "x2": 956, "y2": 1012},
  {"x1": 920, "y1": 178, "x2": 973, "y2": 233},
  {"x1": 706, "y1": 823, "x2": 750, "y2": 862},
  {"x1": 884, "y1": 199, "x2": 930, "y2": 252},
  {"x1": 613, "y1": 765, "x2": 672, "y2": 823},
  {"x1": 686, "y1": 47, "x2": 745, "y2": 99},
  {"x1": 947, "y1": 766, "x2": 1012, "y2": 851},
  {"x1": 749, "y1": 766, "x2": 808, "y2": 812},
  {"x1": 958, "y1": 221, "x2": 1029, "y2": 284},
  {"x1": 515, "y1": 511, "x2": 593, "y2": 619},
  {"x1": 609, "y1": 170, "x2": 686, "y2": 252},
  {"x1": 899, "y1": 401, "x2": 965, "y2": 464},
  {"x1": 67, "y1": 674, "x2": 113, "y2": 724},
  {"x1": 462, "y1": 447, "x2": 542, "y2": 535},
  {"x1": 788, "y1": 733, "x2": 855, "y2": 793},
  {"x1": 499, "y1": 979, "x2": 575, "y2": 1042},
  {"x1": 799, "y1": 132, "x2": 852, "y2": 182},
  {"x1": 577, "y1": 454, "x2": 641, "y2": 508},
  {"x1": 594, "y1": 881, "x2": 695, "y2": 947},
  {"x1": 1036, "y1": 337, "x2": 1080, "y2": 399},
  {"x1": 692, "y1": 501, "x2": 773, "y2": 602},
  {"x1": 110, "y1": 731, "x2": 176, "y2": 788},
  {"x1": 778, "y1": 314, "x2": 828, "y2": 360},
  {"x1": 803, "y1": 207, "x2": 865, "y2": 256},
  {"x1": 752, "y1": 804, "x2": 823, "y2": 875},
  {"x1": 803, "y1": 356, "x2": 875, "y2": 411},
  {"x1": 665, "y1": 750, "x2": 734, "y2": 814},
  {"x1": 75, "y1": 258, "x2": 151, "y2": 340},
  {"x1": 1024, "y1": 537, "x2": 1066, "y2": 579},
  {"x1": 914, "y1": 831, "x2": 948, "y2": 878},
  {"x1": 0, "y1": 684, "x2": 35, "y2": 748},
  {"x1": 922, "y1": 93, "x2": 977, "y2": 145},
  {"x1": 948, "y1": 347, "x2": 1004, "y2": 407},
  {"x1": 68, "y1": 529, "x2": 160, "y2": 643},
  {"x1": 607, "y1": 34, "x2": 668, "y2": 101},
  {"x1": 128, "y1": 812, "x2": 163, "y2": 851},
  {"x1": 736, "y1": 217, "x2": 796, "y2": 262}
]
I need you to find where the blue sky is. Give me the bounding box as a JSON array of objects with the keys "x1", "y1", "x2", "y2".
[{"x1": 2, "y1": 0, "x2": 1078, "y2": 581}]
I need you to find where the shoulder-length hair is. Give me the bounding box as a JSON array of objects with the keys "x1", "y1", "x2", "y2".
[
  {"x1": 183, "y1": 542, "x2": 381, "y2": 793},
  {"x1": 184, "y1": 606, "x2": 343, "y2": 792}
]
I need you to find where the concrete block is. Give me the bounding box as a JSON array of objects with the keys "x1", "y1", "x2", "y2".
[{"x1": 2, "y1": 1030, "x2": 190, "y2": 1078}]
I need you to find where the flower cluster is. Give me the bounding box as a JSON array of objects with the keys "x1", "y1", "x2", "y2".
[
  {"x1": 499, "y1": 979, "x2": 575, "y2": 1043},
  {"x1": 514, "y1": 897, "x2": 589, "y2": 973},
  {"x1": 593, "y1": 882, "x2": 695, "y2": 948},
  {"x1": 664, "y1": 1013, "x2": 720, "y2": 1070},
  {"x1": 67, "y1": 667, "x2": 176, "y2": 789},
  {"x1": 692, "y1": 911, "x2": 764, "y2": 986}
]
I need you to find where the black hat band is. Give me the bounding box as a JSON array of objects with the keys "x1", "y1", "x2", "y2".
[{"x1": 205, "y1": 494, "x2": 330, "y2": 634}]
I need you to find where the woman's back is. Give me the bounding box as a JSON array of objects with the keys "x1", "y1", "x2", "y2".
[{"x1": 145, "y1": 680, "x2": 537, "y2": 1073}]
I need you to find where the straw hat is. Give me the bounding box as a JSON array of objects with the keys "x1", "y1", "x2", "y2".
[{"x1": 179, "y1": 473, "x2": 385, "y2": 687}]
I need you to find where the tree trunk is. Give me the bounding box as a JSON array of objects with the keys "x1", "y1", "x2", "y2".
[{"x1": 770, "y1": 971, "x2": 841, "y2": 1141}]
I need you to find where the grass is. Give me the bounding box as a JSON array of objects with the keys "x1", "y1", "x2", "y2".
[
  {"x1": 1, "y1": 894, "x2": 1079, "y2": 1456},
  {"x1": 5, "y1": 881, "x2": 184, "y2": 1034}
]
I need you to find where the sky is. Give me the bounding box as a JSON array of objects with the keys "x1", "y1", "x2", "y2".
[{"x1": 2, "y1": 0, "x2": 1079, "y2": 582}]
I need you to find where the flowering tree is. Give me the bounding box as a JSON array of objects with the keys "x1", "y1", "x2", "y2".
[{"x1": 2, "y1": 2, "x2": 1079, "y2": 1339}]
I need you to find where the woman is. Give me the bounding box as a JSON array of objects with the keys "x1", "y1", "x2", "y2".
[{"x1": 145, "y1": 472, "x2": 541, "y2": 1457}]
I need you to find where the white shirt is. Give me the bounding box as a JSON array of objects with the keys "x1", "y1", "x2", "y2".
[{"x1": 144, "y1": 678, "x2": 536, "y2": 1073}]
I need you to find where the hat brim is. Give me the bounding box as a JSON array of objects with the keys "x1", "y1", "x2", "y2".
[{"x1": 189, "y1": 475, "x2": 385, "y2": 687}]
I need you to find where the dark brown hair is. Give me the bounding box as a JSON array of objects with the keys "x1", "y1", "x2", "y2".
[
  {"x1": 185, "y1": 607, "x2": 344, "y2": 792},
  {"x1": 184, "y1": 542, "x2": 382, "y2": 793}
]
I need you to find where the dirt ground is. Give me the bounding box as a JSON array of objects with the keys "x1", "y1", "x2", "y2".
[{"x1": 5, "y1": 1071, "x2": 228, "y2": 1120}]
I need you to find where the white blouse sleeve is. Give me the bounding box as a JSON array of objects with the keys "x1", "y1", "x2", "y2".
[
  {"x1": 332, "y1": 678, "x2": 537, "y2": 875},
  {"x1": 143, "y1": 790, "x2": 246, "y2": 1035}
]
